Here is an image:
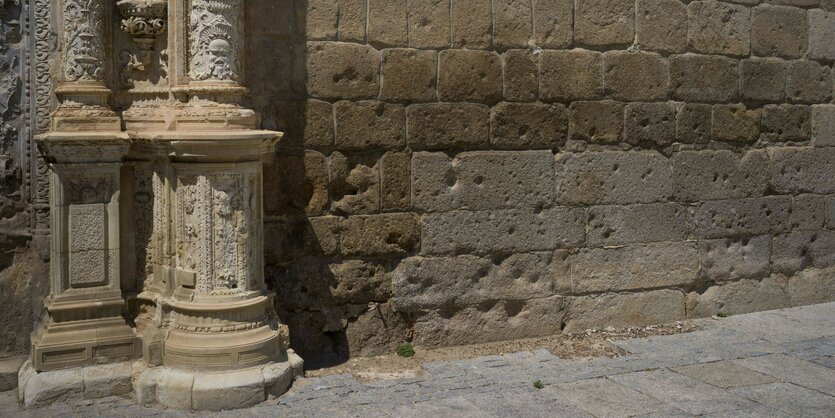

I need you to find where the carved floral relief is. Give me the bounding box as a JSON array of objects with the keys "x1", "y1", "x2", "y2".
[{"x1": 63, "y1": 0, "x2": 105, "y2": 82}]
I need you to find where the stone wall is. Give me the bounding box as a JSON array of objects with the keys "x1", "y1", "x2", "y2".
[{"x1": 246, "y1": 0, "x2": 835, "y2": 365}]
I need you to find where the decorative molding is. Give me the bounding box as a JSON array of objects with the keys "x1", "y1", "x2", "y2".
[{"x1": 189, "y1": 0, "x2": 240, "y2": 82}]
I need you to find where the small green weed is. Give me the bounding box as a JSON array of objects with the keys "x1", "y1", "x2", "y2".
[
  {"x1": 716, "y1": 311, "x2": 730, "y2": 318},
  {"x1": 533, "y1": 380, "x2": 544, "y2": 389},
  {"x1": 396, "y1": 342, "x2": 415, "y2": 357}
]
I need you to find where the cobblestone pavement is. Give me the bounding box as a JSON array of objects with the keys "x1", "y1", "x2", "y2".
[{"x1": 2, "y1": 302, "x2": 835, "y2": 417}]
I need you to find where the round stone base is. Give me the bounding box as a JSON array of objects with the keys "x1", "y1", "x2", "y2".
[{"x1": 135, "y1": 349, "x2": 303, "y2": 411}]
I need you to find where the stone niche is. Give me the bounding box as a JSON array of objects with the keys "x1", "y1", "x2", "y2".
[{"x1": 17, "y1": 0, "x2": 302, "y2": 411}]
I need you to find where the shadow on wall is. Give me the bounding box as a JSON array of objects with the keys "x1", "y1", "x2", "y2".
[{"x1": 245, "y1": 1, "x2": 411, "y2": 370}]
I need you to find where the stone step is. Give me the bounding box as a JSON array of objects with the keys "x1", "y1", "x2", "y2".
[{"x1": 0, "y1": 356, "x2": 27, "y2": 392}]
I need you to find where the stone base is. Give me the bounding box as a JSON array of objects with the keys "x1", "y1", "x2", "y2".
[
  {"x1": 17, "y1": 360, "x2": 133, "y2": 407},
  {"x1": 136, "y1": 350, "x2": 303, "y2": 411},
  {"x1": 0, "y1": 356, "x2": 27, "y2": 392}
]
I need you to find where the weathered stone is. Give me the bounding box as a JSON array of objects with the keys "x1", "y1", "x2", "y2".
[
  {"x1": 329, "y1": 259, "x2": 392, "y2": 305},
  {"x1": 587, "y1": 203, "x2": 689, "y2": 246},
  {"x1": 791, "y1": 194, "x2": 827, "y2": 231},
  {"x1": 306, "y1": 42, "x2": 380, "y2": 100},
  {"x1": 335, "y1": 100, "x2": 405, "y2": 149},
  {"x1": 676, "y1": 104, "x2": 712, "y2": 144},
  {"x1": 761, "y1": 104, "x2": 811, "y2": 143},
  {"x1": 421, "y1": 208, "x2": 586, "y2": 255},
  {"x1": 563, "y1": 290, "x2": 686, "y2": 333},
  {"x1": 773, "y1": 231, "x2": 835, "y2": 274},
  {"x1": 438, "y1": 50, "x2": 503, "y2": 102},
  {"x1": 568, "y1": 101, "x2": 625, "y2": 144},
  {"x1": 687, "y1": 1, "x2": 751, "y2": 57},
  {"x1": 412, "y1": 296, "x2": 566, "y2": 347},
  {"x1": 368, "y1": 0, "x2": 408, "y2": 47},
  {"x1": 688, "y1": 277, "x2": 790, "y2": 318},
  {"x1": 503, "y1": 50, "x2": 539, "y2": 102},
  {"x1": 265, "y1": 150, "x2": 330, "y2": 216},
  {"x1": 408, "y1": 0, "x2": 451, "y2": 49},
  {"x1": 699, "y1": 236, "x2": 773, "y2": 282},
  {"x1": 412, "y1": 151, "x2": 556, "y2": 212},
  {"x1": 491, "y1": 102, "x2": 568, "y2": 148},
  {"x1": 770, "y1": 147, "x2": 835, "y2": 194},
  {"x1": 20, "y1": 365, "x2": 84, "y2": 407},
  {"x1": 752, "y1": 5, "x2": 808, "y2": 59},
  {"x1": 0, "y1": 356, "x2": 25, "y2": 392},
  {"x1": 636, "y1": 0, "x2": 687, "y2": 53},
  {"x1": 765, "y1": 0, "x2": 820, "y2": 6},
  {"x1": 572, "y1": 242, "x2": 698, "y2": 293},
  {"x1": 623, "y1": 102, "x2": 676, "y2": 146},
  {"x1": 604, "y1": 51, "x2": 669, "y2": 101},
  {"x1": 672, "y1": 150, "x2": 770, "y2": 202},
  {"x1": 540, "y1": 49, "x2": 604, "y2": 101},
  {"x1": 692, "y1": 196, "x2": 792, "y2": 239},
  {"x1": 329, "y1": 152, "x2": 380, "y2": 214},
  {"x1": 451, "y1": 0, "x2": 492, "y2": 48},
  {"x1": 83, "y1": 363, "x2": 132, "y2": 399},
  {"x1": 575, "y1": 0, "x2": 635, "y2": 48},
  {"x1": 344, "y1": 302, "x2": 410, "y2": 357},
  {"x1": 381, "y1": 152, "x2": 411, "y2": 211},
  {"x1": 555, "y1": 150, "x2": 673, "y2": 205},
  {"x1": 273, "y1": 100, "x2": 334, "y2": 148},
  {"x1": 808, "y1": 10, "x2": 835, "y2": 61},
  {"x1": 532, "y1": 0, "x2": 573, "y2": 49},
  {"x1": 712, "y1": 105, "x2": 762, "y2": 144},
  {"x1": 828, "y1": 195, "x2": 835, "y2": 229},
  {"x1": 741, "y1": 58, "x2": 786, "y2": 103},
  {"x1": 307, "y1": 0, "x2": 339, "y2": 40},
  {"x1": 341, "y1": 213, "x2": 420, "y2": 256},
  {"x1": 670, "y1": 54, "x2": 738, "y2": 103},
  {"x1": 494, "y1": 0, "x2": 533, "y2": 49},
  {"x1": 812, "y1": 105, "x2": 835, "y2": 147},
  {"x1": 786, "y1": 61, "x2": 832, "y2": 104},
  {"x1": 788, "y1": 267, "x2": 835, "y2": 306},
  {"x1": 264, "y1": 216, "x2": 340, "y2": 264},
  {"x1": 392, "y1": 252, "x2": 560, "y2": 311},
  {"x1": 407, "y1": 103, "x2": 490, "y2": 149},
  {"x1": 191, "y1": 368, "x2": 267, "y2": 411},
  {"x1": 380, "y1": 49, "x2": 436, "y2": 102},
  {"x1": 338, "y1": 0, "x2": 368, "y2": 42}
]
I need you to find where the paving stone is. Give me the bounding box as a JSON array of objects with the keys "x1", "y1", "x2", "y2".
[
  {"x1": 464, "y1": 389, "x2": 593, "y2": 417},
  {"x1": 732, "y1": 383, "x2": 835, "y2": 418},
  {"x1": 554, "y1": 378, "x2": 678, "y2": 418},
  {"x1": 734, "y1": 354, "x2": 835, "y2": 395},
  {"x1": 671, "y1": 361, "x2": 779, "y2": 389},
  {"x1": 609, "y1": 369, "x2": 757, "y2": 415}
]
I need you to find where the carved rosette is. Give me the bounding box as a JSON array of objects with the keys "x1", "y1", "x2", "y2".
[
  {"x1": 62, "y1": 0, "x2": 105, "y2": 82},
  {"x1": 189, "y1": 0, "x2": 241, "y2": 82}
]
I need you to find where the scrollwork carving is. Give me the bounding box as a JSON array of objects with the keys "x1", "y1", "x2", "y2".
[{"x1": 62, "y1": 0, "x2": 105, "y2": 82}]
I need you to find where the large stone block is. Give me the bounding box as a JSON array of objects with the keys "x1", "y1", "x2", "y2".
[
  {"x1": 572, "y1": 242, "x2": 699, "y2": 293},
  {"x1": 636, "y1": 0, "x2": 687, "y2": 53},
  {"x1": 263, "y1": 216, "x2": 340, "y2": 264},
  {"x1": 421, "y1": 208, "x2": 586, "y2": 255},
  {"x1": 412, "y1": 296, "x2": 566, "y2": 347},
  {"x1": 265, "y1": 150, "x2": 329, "y2": 216},
  {"x1": 338, "y1": 0, "x2": 368, "y2": 42},
  {"x1": 676, "y1": 104, "x2": 712, "y2": 144},
  {"x1": 540, "y1": 49, "x2": 604, "y2": 101},
  {"x1": 692, "y1": 196, "x2": 792, "y2": 238},
  {"x1": 491, "y1": 102, "x2": 568, "y2": 148},
  {"x1": 687, "y1": 1, "x2": 751, "y2": 57},
  {"x1": 790, "y1": 194, "x2": 827, "y2": 231},
  {"x1": 670, "y1": 54, "x2": 738, "y2": 103},
  {"x1": 380, "y1": 49, "x2": 437, "y2": 102},
  {"x1": 604, "y1": 51, "x2": 669, "y2": 101},
  {"x1": 787, "y1": 267, "x2": 835, "y2": 306},
  {"x1": 407, "y1": 103, "x2": 490, "y2": 149},
  {"x1": 563, "y1": 290, "x2": 686, "y2": 333},
  {"x1": 770, "y1": 147, "x2": 835, "y2": 194},
  {"x1": 623, "y1": 102, "x2": 676, "y2": 146},
  {"x1": 575, "y1": 0, "x2": 635, "y2": 48},
  {"x1": 344, "y1": 302, "x2": 410, "y2": 357},
  {"x1": 392, "y1": 252, "x2": 561, "y2": 311},
  {"x1": 334, "y1": 100, "x2": 405, "y2": 150},
  {"x1": 341, "y1": 213, "x2": 420, "y2": 256},
  {"x1": 555, "y1": 150, "x2": 673, "y2": 205},
  {"x1": 786, "y1": 61, "x2": 832, "y2": 104},
  {"x1": 699, "y1": 236, "x2": 773, "y2": 282},
  {"x1": 712, "y1": 104, "x2": 761, "y2": 144},
  {"x1": 329, "y1": 259, "x2": 393, "y2": 305},
  {"x1": 494, "y1": 0, "x2": 533, "y2": 49},
  {"x1": 761, "y1": 104, "x2": 811, "y2": 143},
  {"x1": 687, "y1": 277, "x2": 790, "y2": 318},
  {"x1": 672, "y1": 150, "x2": 770, "y2": 202},
  {"x1": 503, "y1": 49, "x2": 539, "y2": 102},
  {"x1": 438, "y1": 49, "x2": 503, "y2": 102},
  {"x1": 741, "y1": 58, "x2": 786, "y2": 103},
  {"x1": 568, "y1": 101, "x2": 625, "y2": 144},
  {"x1": 587, "y1": 203, "x2": 689, "y2": 246},
  {"x1": 273, "y1": 100, "x2": 334, "y2": 148},
  {"x1": 306, "y1": 42, "x2": 380, "y2": 100},
  {"x1": 381, "y1": 152, "x2": 411, "y2": 211},
  {"x1": 451, "y1": 0, "x2": 492, "y2": 48},
  {"x1": 828, "y1": 195, "x2": 835, "y2": 229},
  {"x1": 808, "y1": 10, "x2": 835, "y2": 61},
  {"x1": 773, "y1": 231, "x2": 835, "y2": 274},
  {"x1": 751, "y1": 5, "x2": 808, "y2": 59},
  {"x1": 368, "y1": 0, "x2": 408, "y2": 47},
  {"x1": 412, "y1": 151, "x2": 556, "y2": 212},
  {"x1": 306, "y1": 0, "x2": 339, "y2": 40},
  {"x1": 532, "y1": 0, "x2": 573, "y2": 49},
  {"x1": 408, "y1": 0, "x2": 451, "y2": 49},
  {"x1": 812, "y1": 105, "x2": 835, "y2": 147},
  {"x1": 0, "y1": 356, "x2": 25, "y2": 391},
  {"x1": 329, "y1": 152, "x2": 380, "y2": 215}
]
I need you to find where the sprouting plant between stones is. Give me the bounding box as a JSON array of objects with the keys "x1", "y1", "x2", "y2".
[{"x1": 396, "y1": 343, "x2": 415, "y2": 357}]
